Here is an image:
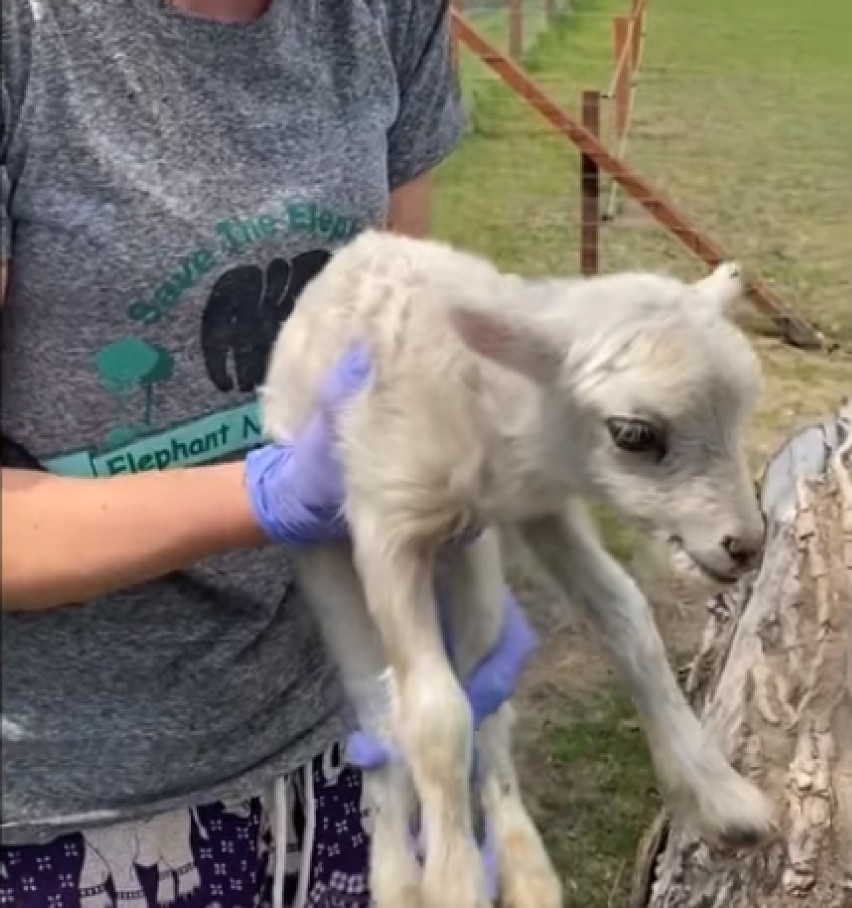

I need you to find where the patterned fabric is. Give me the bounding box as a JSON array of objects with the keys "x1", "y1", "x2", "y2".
[{"x1": 0, "y1": 746, "x2": 371, "y2": 908}]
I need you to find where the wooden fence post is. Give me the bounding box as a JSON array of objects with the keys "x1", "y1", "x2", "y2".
[
  {"x1": 581, "y1": 90, "x2": 601, "y2": 276},
  {"x1": 509, "y1": 0, "x2": 524, "y2": 60},
  {"x1": 630, "y1": 0, "x2": 644, "y2": 72},
  {"x1": 613, "y1": 16, "x2": 631, "y2": 138}
]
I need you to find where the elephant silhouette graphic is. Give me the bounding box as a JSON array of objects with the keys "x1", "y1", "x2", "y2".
[
  {"x1": 200, "y1": 249, "x2": 331, "y2": 394},
  {"x1": 78, "y1": 807, "x2": 208, "y2": 908}
]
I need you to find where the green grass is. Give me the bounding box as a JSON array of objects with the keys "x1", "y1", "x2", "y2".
[
  {"x1": 432, "y1": 1, "x2": 851, "y2": 903},
  {"x1": 542, "y1": 695, "x2": 660, "y2": 906},
  {"x1": 616, "y1": 0, "x2": 852, "y2": 340}
]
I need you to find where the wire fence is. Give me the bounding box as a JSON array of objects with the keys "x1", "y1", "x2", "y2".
[
  {"x1": 453, "y1": 0, "x2": 562, "y2": 60},
  {"x1": 438, "y1": 0, "x2": 852, "y2": 349}
]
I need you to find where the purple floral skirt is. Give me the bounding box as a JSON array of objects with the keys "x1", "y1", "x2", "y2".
[{"x1": 0, "y1": 745, "x2": 371, "y2": 908}]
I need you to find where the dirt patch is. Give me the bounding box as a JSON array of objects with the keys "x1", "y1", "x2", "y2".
[{"x1": 507, "y1": 528, "x2": 717, "y2": 704}]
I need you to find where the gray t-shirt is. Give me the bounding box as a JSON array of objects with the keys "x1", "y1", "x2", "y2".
[{"x1": 0, "y1": 0, "x2": 463, "y2": 845}]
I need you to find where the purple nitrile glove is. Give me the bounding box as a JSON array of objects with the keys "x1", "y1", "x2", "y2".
[
  {"x1": 346, "y1": 588, "x2": 539, "y2": 770},
  {"x1": 245, "y1": 343, "x2": 372, "y2": 547},
  {"x1": 464, "y1": 589, "x2": 539, "y2": 726}
]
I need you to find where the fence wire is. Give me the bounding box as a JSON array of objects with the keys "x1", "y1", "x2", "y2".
[{"x1": 439, "y1": 0, "x2": 852, "y2": 344}]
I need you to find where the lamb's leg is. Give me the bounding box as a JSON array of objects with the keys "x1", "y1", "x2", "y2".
[
  {"x1": 348, "y1": 508, "x2": 491, "y2": 908},
  {"x1": 519, "y1": 500, "x2": 776, "y2": 847},
  {"x1": 292, "y1": 544, "x2": 422, "y2": 908},
  {"x1": 441, "y1": 531, "x2": 561, "y2": 908},
  {"x1": 478, "y1": 706, "x2": 562, "y2": 908}
]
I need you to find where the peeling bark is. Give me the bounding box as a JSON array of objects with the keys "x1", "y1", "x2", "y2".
[{"x1": 633, "y1": 401, "x2": 852, "y2": 908}]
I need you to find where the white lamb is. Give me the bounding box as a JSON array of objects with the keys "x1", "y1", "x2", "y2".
[{"x1": 261, "y1": 230, "x2": 776, "y2": 908}]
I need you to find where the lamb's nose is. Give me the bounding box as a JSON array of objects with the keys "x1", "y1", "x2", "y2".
[{"x1": 721, "y1": 535, "x2": 761, "y2": 572}]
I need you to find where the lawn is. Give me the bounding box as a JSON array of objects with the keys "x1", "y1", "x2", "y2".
[{"x1": 432, "y1": 0, "x2": 852, "y2": 904}]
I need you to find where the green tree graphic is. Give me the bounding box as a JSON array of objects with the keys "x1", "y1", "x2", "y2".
[
  {"x1": 94, "y1": 338, "x2": 176, "y2": 447},
  {"x1": 141, "y1": 343, "x2": 175, "y2": 426}
]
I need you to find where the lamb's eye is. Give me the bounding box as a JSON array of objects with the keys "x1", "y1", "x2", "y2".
[{"x1": 606, "y1": 417, "x2": 666, "y2": 459}]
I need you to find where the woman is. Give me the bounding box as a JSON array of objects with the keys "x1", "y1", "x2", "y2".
[{"x1": 0, "y1": 1, "x2": 535, "y2": 906}]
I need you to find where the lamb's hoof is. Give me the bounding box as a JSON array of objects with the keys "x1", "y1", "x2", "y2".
[
  {"x1": 718, "y1": 822, "x2": 771, "y2": 849},
  {"x1": 696, "y1": 773, "x2": 777, "y2": 850}
]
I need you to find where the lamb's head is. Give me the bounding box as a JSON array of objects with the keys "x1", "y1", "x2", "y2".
[{"x1": 450, "y1": 262, "x2": 765, "y2": 586}]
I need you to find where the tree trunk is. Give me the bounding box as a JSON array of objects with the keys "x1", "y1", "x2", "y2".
[{"x1": 632, "y1": 401, "x2": 852, "y2": 908}]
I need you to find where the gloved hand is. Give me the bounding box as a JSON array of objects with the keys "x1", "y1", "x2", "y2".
[{"x1": 245, "y1": 343, "x2": 372, "y2": 546}]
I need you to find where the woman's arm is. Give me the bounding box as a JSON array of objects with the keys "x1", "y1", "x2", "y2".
[
  {"x1": 2, "y1": 463, "x2": 265, "y2": 611},
  {"x1": 388, "y1": 172, "x2": 431, "y2": 238},
  {"x1": 2, "y1": 259, "x2": 263, "y2": 611},
  {"x1": 0, "y1": 349, "x2": 370, "y2": 612}
]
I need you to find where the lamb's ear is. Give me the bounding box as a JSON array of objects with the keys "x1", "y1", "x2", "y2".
[
  {"x1": 692, "y1": 262, "x2": 746, "y2": 320},
  {"x1": 448, "y1": 304, "x2": 564, "y2": 384}
]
